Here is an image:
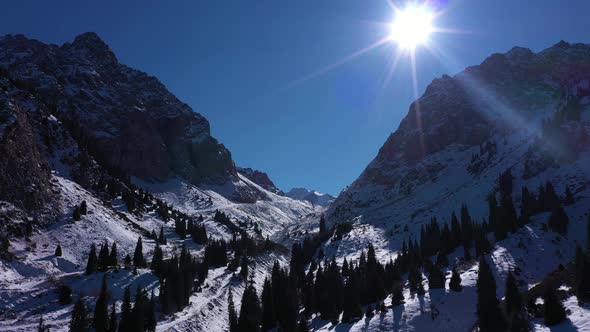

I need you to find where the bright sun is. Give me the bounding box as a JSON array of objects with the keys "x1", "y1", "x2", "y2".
[{"x1": 389, "y1": 5, "x2": 434, "y2": 50}]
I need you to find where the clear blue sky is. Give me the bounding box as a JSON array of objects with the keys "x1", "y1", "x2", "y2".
[{"x1": 1, "y1": 1, "x2": 589, "y2": 195}]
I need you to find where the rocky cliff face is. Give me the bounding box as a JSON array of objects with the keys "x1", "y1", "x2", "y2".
[
  {"x1": 237, "y1": 167, "x2": 283, "y2": 194},
  {"x1": 0, "y1": 32, "x2": 236, "y2": 187},
  {"x1": 328, "y1": 41, "x2": 590, "y2": 224}
]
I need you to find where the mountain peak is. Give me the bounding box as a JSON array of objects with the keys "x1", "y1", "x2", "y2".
[{"x1": 63, "y1": 32, "x2": 117, "y2": 64}]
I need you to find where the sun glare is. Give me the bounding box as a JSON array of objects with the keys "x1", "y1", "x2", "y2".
[{"x1": 389, "y1": 5, "x2": 434, "y2": 50}]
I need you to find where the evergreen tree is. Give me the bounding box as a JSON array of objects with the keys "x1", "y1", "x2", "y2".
[
  {"x1": 109, "y1": 243, "x2": 118, "y2": 267},
  {"x1": 341, "y1": 273, "x2": 362, "y2": 323},
  {"x1": 86, "y1": 244, "x2": 98, "y2": 275},
  {"x1": 260, "y1": 278, "x2": 276, "y2": 331},
  {"x1": 73, "y1": 206, "x2": 81, "y2": 221},
  {"x1": 146, "y1": 290, "x2": 157, "y2": 332},
  {"x1": 108, "y1": 303, "x2": 117, "y2": 332},
  {"x1": 98, "y1": 241, "x2": 110, "y2": 271},
  {"x1": 476, "y1": 257, "x2": 506, "y2": 331},
  {"x1": 238, "y1": 282, "x2": 261, "y2": 332},
  {"x1": 55, "y1": 244, "x2": 62, "y2": 257},
  {"x1": 228, "y1": 289, "x2": 239, "y2": 332},
  {"x1": 297, "y1": 315, "x2": 309, "y2": 332},
  {"x1": 576, "y1": 246, "x2": 590, "y2": 300},
  {"x1": 319, "y1": 215, "x2": 326, "y2": 233},
  {"x1": 504, "y1": 271, "x2": 523, "y2": 319},
  {"x1": 365, "y1": 304, "x2": 374, "y2": 318},
  {"x1": 543, "y1": 286, "x2": 566, "y2": 326},
  {"x1": 93, "y1": 274, "x2": 109, "y2": 332},
  {"x1": 548, "y1": 206, "x2": 569, "y2": 235},
  {"x1": 70, "y1": 298, "x2": 89, "y2": 332},
  {"x1": 151, "y1": 245, "x2": 163, "y2": 276},
  {"x1": 118, "y1": 286, "x2": 132, "y2": 332},
  {"x1": 428, "y1": 265, "x2": 445, "y2": 289},
  {"x1": 158, "y1": 226, "x2": 167, "y2": 245},
  {"x1": 133, "y1": 237, "x2": 145, "y2": 268},
  {"x1": 391, "y1": 281, "x2": 405, "y2": 306},
  {"x1": 449, "y1": 268, "x2": 462, "y2": 292},
  {"x1": 240, "y1": 256, "x2": 249, "y2": 281},
  {"x1": 80, "y1": 200, "x2": 88, "y2": 215},
  {"x1": 131, "y1": 286, "x2": 146, "y2": 332}
]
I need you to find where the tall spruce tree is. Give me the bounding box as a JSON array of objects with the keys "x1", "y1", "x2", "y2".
[
  {"x1": 118, "y1": 286, "x2": 132, "y2": 332},
  {"x1": 260, "y1": 278, "x2": 276, "y2": 331},
  {"x1": 86, "y1": 244, "x2": 98, "y2": 275},
  {"x1": 131, "y1": 286, "x2": 146, "y2": 332},
  {"x1": 504, "y1": 271, "x2": 523, "y2": 319},
  {"x1": 108, "y1": 303, "x2": 117, "y2": 332},
  {"x1": 228, "y1": 289, "x2": 239, "y2": 332},
  {"x1": 543, "y1": 286, "x2": 566, "y2": 326},
  {"x1": 133, "y1": 237, "x2": 145, "y2": 268},
  {"x1": 109, "y1": 242, "x2": 118, "y2": 267},
  {"x1": 55, "y1": 244, "x2": 62, "y2": 257},
  {"x1": 238, "y1": 282, "x2": 261, "y2": 332},
  {"x1": 449, "y1": 268, "x2": 462, "y2": 292},
  {"x1": 93, "y1": 274, "x2": 109, "y2": 332},
  {"x1": 70, "y1": 298, "x2": 89, "y2": 332},
  {"x1": 476, "y1": 257, "x2": 506, "y2": 331}
]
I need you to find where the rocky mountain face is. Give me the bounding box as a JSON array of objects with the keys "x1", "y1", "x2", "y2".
[
  {"x1": 237, "y1": 167, "x2": 283, "y2": 194},
  {"x1": 328, "y1": 41, "x2": 590, "y2": 225},
  {"x1": 0, "y1": 32, "x2": 236, "y2": 192}
]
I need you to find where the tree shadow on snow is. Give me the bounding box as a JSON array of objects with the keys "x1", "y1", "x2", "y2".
[{"x1": 548, "y1": 319, "x2": 579, "y2": 332}]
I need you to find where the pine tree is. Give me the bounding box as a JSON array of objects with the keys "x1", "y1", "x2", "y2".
[
  {"x1": 238, "y1": 282, "x2": 260, "y2": 332},
  {"x1": 108, "y1": 303, "x2": 117, "y2": 332},
  {"x1": 55, "y1": 244, "x2": 62, "y2": 257},
  {"x1": 70, "y1": 298, "x2": 89, "y2": 332},
  {"x1": 86, "y1": 244, "x2": 98, "y2": 275},
  {"x1": 319, "y1": 215, "x2": 327, "y2": 233},
  {"x1": 391, "y1": 280, "x2": 404, "y2": 306},
  {"x1": 548, "y1": 206, "x2": 569, "y2": 235},
  {"x1": 133, "y1": 237, "x2": 145, "y2": 268},
  {"x1": 543, "y1": 286, "x2": 566, "y2": 326},
  {"x1": 504, "y1": 271, "x2": 523, "y2": 319},
  {"x1": 576, "y1": 246, "x2": 590, "y2": 300},
  {"x1": 240, "y1": 256, "x2": 249, "y2": 281},
  {"x1": 93, "y1": 274, "x2": 109, "y2": 332},
  {"x1": 341, "y1": 273, "x2": 362, "y2": 323},
  {"x1": 260, "y1": 278, "x2": 276, "y2": 331},
  {"x1": 80, "y1": 200, "x2": 88, "y2": 214},
  {"x1": 118, "y1": 286, "x2": 132, "y2": 332},
  {"x1": 151, "y1": 245, "x2": 163, "y2": 276},
  {"x1": 73, "y1": 206, "x2": 81, "y2": 221},
  {"x1": 228, "y1": 289, "x2": 239, "y2": 332},
  {"x1": 428, "y1": 265, "x2": 445, "y2": 289},
  {"x1": 158, "y1": 226, "x2": 167, "y2": 245},
  {"x1": 131, "y1": 286, "x2": 146, "y2": 332},
  {"x1": 146, "y1": 290, "x2": 157, "y2": 332},
  {"x1": 109, "y1": 243, "x2": 118, "y2": 267},
  {"x1": 98, "y1": 241, "x2": 110, "y2": 272},
  {"x1": 298, "y1": 315, "x2": 309, "y2": 332},
  {"x1": 449, "y1": 268, "x2": 462, "y2": 292},
  {"x1": 365, "y1": 304, "x2": 374, "y2": 318},
  {"x1": 476, "y1": 257, "x2": 506, "y2": 331}
]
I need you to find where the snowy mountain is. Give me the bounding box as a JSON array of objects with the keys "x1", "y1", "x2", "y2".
[
  {"x1": 285, "y1": 188, "x2": 335, "y2": 207},
  {"x1": 2, "y1": 31, "x2": 590, "y2": 332},
  {"x1": 236, "y1": 167, "x2": 283, "y2": 195},
  {"x1": 0, "y1": 32, "x2": 322, "y2": 332}
]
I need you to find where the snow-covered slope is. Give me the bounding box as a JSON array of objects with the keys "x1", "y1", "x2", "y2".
[{"x1": 285, "y1": 188, "x2": 335, "y2": 207}]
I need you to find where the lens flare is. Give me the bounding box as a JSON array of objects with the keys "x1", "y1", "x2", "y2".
[{"x1": 389, "y1": 5, "x2": 434, "y2": 50}]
